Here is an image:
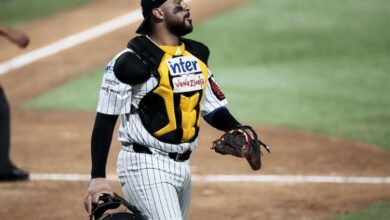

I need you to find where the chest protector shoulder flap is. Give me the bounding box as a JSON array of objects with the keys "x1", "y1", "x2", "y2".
[{"x1": 128, "y1": 36, "x2": 209, "y2": 144}]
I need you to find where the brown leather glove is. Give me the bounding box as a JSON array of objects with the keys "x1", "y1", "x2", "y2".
[{"x1": 211, "y1": 125, "x2": 270, "y2": 170}]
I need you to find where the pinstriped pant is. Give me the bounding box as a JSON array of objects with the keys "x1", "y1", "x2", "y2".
[{"x1": 117, "y1": 146, "x2": 192, "y2": 220}]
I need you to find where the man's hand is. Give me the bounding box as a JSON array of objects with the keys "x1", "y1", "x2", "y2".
[
  {"x1": 0, "y1": 26, "x2": 30, "y2": 48},
  {"x1": 83, "y1": 178, "x2": 114, "y2": 215}
]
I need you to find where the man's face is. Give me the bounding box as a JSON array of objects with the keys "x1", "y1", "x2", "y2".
[{"x1": 160, "y1": 0, "x2": 193, "y2": 36}]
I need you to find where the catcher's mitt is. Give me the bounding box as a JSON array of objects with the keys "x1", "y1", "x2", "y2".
[
  {"x1": 211, "y1": 125, "x2": 270, "y2": 170},
  {"x1": 90, "y1": 193, "x2": 147, "y2": 220}
]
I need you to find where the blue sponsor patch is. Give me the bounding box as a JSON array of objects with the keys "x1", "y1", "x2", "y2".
[{"x1": 167, "y1": 56, "x2": 201, "y2": 76}]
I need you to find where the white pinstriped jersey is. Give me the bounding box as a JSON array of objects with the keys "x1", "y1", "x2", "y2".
[{"x1": 96, "y1": 48, "x2": 227, "y2": 153}]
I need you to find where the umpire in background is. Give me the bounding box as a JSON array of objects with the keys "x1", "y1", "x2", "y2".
[{"x1": 0, "y1": 25, "x2": 30, "y2": 181}]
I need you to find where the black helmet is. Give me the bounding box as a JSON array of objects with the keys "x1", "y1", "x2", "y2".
[
  {"x1": 90, "y1": 193, "x2": 148, "y2": 220},
  {"x1": 136, "y1": 0, "x2": 167, "y2": 34}
]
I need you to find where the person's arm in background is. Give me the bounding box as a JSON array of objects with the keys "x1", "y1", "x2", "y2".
[{"x1": 0, "y1": 26, "x2": 30, "y2": 48}]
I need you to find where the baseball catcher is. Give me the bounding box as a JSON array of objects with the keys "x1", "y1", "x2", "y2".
[
  {"x1": 90, "y1": 193, "x2": 147, "y2": 220},
  {"x1": 85, "y1": 0, "x2": 272, "y2": 219},
  {"x1": 211, "y1": 125, "x2": 270, "y2": 170}
]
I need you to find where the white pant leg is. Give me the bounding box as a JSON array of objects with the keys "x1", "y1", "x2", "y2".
[
  {"x1": 178, "y1": 168, "x2": 192, "y2": 220},
  {"x1": 117, "y1": 147, "x2": 191, "y2": 220}
]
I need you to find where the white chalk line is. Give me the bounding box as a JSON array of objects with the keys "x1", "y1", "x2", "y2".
[
  {"x1": 0, "y1": 0, "x2": 195, "y2": 76},
  {"x1": 0, "y1": 10, "x2": 142, "y2": 75},
  {"x1": 30, "y1": 173, "x2": 390, "y2": 184}
]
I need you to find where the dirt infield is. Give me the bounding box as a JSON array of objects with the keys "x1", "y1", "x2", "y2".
[{"x1": 1, "y1": 0, "x2": 390, "y2": 219}]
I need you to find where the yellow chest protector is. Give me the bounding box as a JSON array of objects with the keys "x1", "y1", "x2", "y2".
[
  {"x1": 129, "y1": 36, "x2": 210, "y2": 144},
  {"x1": 154, "y1": 45, "x2": 209, "y2": 142}
]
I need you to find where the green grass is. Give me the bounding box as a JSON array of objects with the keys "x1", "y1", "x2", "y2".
[
  {"x1": 331, "y1": 202, "x2": 390, "y2": 220},
  {"x1": 24, "y1": 70, "x2": 103, "y2": 111},
  {"x1": 208, "y1": 57, "x2": 390, "y2": 148},
  {"x1": 0, "y1": 0, "x2": 91, "y2": 26},
  {"x1": 192, "y1": 0, "x2": 390, "y2": 66}
]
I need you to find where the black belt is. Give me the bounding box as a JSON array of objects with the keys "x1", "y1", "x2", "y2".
[{"x1": 132, "y1": 143, "x2": 191, "y2": 162}]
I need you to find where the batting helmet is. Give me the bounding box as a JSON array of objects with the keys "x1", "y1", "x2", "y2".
[{"x1": 90, "y1": 193, "x2": 147, "y2": 220}]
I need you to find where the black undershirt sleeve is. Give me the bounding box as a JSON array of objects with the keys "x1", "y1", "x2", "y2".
[
  {"x1": 91, "y1": 113, "x2": 118, "y2": 178},
  {"x1": 203, "y1": 107, "x2": 241, "y2": 132}
]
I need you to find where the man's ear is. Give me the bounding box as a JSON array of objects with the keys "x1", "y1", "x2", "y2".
[{"x1": 151, "y1": 8, "x2": 164, "y2": 20}]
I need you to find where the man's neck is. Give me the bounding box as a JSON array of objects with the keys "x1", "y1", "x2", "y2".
[{"x1": 149, "y1": 31, "x2": 180, "y2": 46}]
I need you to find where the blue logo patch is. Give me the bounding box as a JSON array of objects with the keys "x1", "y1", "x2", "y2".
[{"x1": 167, "y1": 56, "x2": 201, "y2": 76}]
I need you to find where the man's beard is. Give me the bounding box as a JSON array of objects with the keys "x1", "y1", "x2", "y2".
[{"x1": 167, "y1": 19, "x2": 193, "y2": 37}]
